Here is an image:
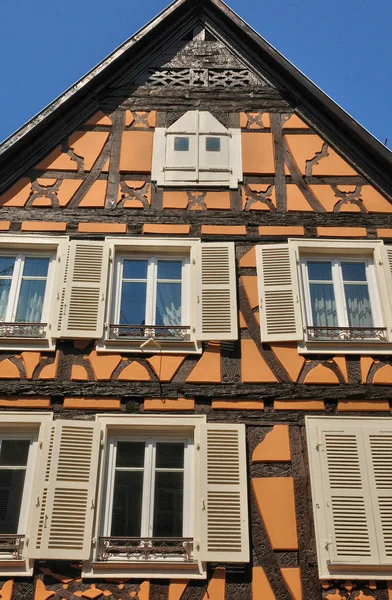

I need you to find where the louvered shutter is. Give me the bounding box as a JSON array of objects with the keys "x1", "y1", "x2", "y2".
[
  {"x1": 195, "y1": 242, "x2": 238, "y2": 341},
  {"x1": 59, "y1": 240, "x2": 109, "y2": 338},
  {"x1": 256, "y1": 244, "x2": 302, "y2": 341},
  {"x1": 379, "y1": 244, "x2": 392, "y2": 341},
  {"x1": 54, "y1": 243, "x2": 71, "y2": 336},
  {"x1": 317, "y1": 425, "x2": 378, "y2": 565},
  {"x1": 363, "y1": 426, "x2": 392, "y2": 563},
  {"x1": 28, "y1": 420, "x2": 100, "y2": 560},
  {"x1": 199, "y1": 424, "x2": 249, "y2": 562}
]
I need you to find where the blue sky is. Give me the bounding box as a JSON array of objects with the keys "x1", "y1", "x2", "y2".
[{"x1": 1, "y1": 0, "x2": 391, "y2": 147}]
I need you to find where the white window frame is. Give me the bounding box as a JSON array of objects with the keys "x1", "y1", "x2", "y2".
[
  {"x1": 83, "y1": 414, "x2": 206, "y2": 580},
  {"x1": 152, "y1": 110, "x2": 242, "y2": 188},
  {"x1": 306, "y1": 416, "x2": 392, "y2": 580},
  {"x1": 0, "y1": 235, "x2": 68, "y2": 351}
]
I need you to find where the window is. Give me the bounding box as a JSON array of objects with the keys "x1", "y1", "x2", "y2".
[
  {"x1": 152, "y1": 110, "x2": 242, "y2": 188},
  {"x1": 306, "y1": 417, "x2": 392, "y2": 580},
  {"x1": 256, "y1": 240, "x2": 392, "y2": 354}
]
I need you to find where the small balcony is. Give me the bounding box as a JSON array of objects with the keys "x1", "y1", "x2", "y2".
[
  {"x1": 0, "y1": 322, "x2": 47, "y2": 338},
  {"x1": 109, "y1": 325, "x2": 191, "y2": 342},
  {"x1": 98, "y1": 537, "x2": 193, "y2": 562},
  {"x1": 0, "y1": 534, "x2": 25, "y2": 559},
  {"x1": 307, "y1": 326, "x2": 388, "y2": 342}
]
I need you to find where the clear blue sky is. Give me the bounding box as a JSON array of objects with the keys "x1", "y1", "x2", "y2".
[{"x1": 1, "y1": 0, "x2": 391, "y2": 148}]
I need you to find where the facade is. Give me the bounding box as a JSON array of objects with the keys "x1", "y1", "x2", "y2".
[{"x1": 0, "y1": 1, "x2": 392, "y2": 599}]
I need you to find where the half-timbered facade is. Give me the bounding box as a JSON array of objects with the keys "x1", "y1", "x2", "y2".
[{"x1": 0, "y1": 1, "x2": 392, "y2": 599}]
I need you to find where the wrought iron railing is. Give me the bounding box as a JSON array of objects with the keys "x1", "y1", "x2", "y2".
[
  {"x1": 307, "y1": 326, "x2": 388, "y2": 342},
  {"x1": 109, "y1": 325, "x2": 191, "y2": 342},
  {"x1": 98, "y1": 537, "x2": 193, "y2": 561},
  {"x1": 0, "y1": 322, "x2": 47, "y2": 338},
  {"x1": 0, "y1": 535, "x2": 25, "y2": 559}
]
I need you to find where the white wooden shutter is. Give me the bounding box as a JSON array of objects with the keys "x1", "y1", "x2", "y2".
[
  {"x1": 378, "y1": 244, "x2": 392, "y2": 341},
  {"x1": 363, "y1": 426, "x2": 392, "y2": 563},
  {"x1": 59, "y1": 240, "x2": 109, "y2": 338},
  {"x1": 199, "y1": 424, "x2": 249, "y2": 562},
  {"x1": 195, "y1": 242, "x2": 238, "y2": 341},
  {"x1": 54, "y1": 243, "x2": 71, "y2": 336},
  {"x1": 316, "y1": 424, "x2": 378, "y2": 565},
  {"x1": 28, "y1": 420, "x2": 101, "y2": 560},
  {"x1": 256, "y1": 244, "x2": 302, "y2": 341}
]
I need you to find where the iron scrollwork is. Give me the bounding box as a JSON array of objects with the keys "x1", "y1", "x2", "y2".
[
  {"x1": 0, "y1": 322, "x2": 47, "y2": 338},
  {"x1": 98, "y1": 537, "x2": 193, "y2": 562},
  {"x1": 109, "y1": 324, "x2": 191, "y2": 341},
  {"x1": 307, "y1": 326, "x2": 388, "y2": 342}
]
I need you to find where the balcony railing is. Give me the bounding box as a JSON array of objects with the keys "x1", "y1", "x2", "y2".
[
  {"x1": 0, "y1": 535, "x2": 25, "y2": 559},
  {"x1": 307, "y1": 326, "x2": 388, "y2": 342},
  {"x1": 109, "y1": 325, "x2": 191, "y2": 342},
  {"x1": 98, "y1": 537, "x2": 193, "y2": 561},
  {"x1": 0, "y1": 322, "x2": 47, "y2": 338}
]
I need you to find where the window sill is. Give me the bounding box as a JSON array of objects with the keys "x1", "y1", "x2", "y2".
[
  {"x1": 83, "y1": 559, "x2": 206, "y2": 579},
  {"x1": 97, "y1": 337, "x2": 201, "y2": 354},
  {"x1": 298, "y1": 339, "x2": 392, "y2": 355},
  {"x1": 320, "y1": 563, "x2": 392, "y2": 580}
]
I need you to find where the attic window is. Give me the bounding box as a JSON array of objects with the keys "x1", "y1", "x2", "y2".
[{"x1": 152, "y1": 110, "x2": 242, "y2": 188}]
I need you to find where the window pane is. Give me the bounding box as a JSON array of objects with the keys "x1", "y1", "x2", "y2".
[
  {"x1": 345, "y1": 285, "x2": 373, "y2": 328},
  {"x1": 111, "y1": 471, "x2": 143, "y2": 537},
  {"x1": 156, "y1": 282, "x2": 181, "y2": 326},
  {"x1": 22, "y1": 257, "x2": 49, "y2": 278},
  {"x1": 0, "y1": 440, "x2": 29, "y2": 467},
  {"x1": 15, "y1": 280, "x2": 47, "y2": 322},
  {"x1": 206, "y1": 137, "x2": 221, "y2": 152},
  {"x1": 307, "y1": 261, "x2": 333, "y2": 281},
  {"x1": 0, "y1": 470, "x2": 26, "y2": 534},
  {"x1": 157, "y1": 261, "x2": 182, "y2": 280},
  {"x1": 0, "y1": 281, "x2": 11, "y2": 322},
  {"x1": 153, "y1": 472, "x2": 183, "y2": 537},
  {"x1": 116, "y1": 442, "x2": 145, "y2": 468},
  {"x1": 0, "y1": 258, "x2": 15, "y2": 278},
  {"x1": 174, "y1": 137, "x2": 189, "y2": 152},
  {"x1": 123, "y1": 260, "x2": 148, "y2": 280},
  {"x1": 341, "y1": 262, "x2": 367, "y2": 282},
  {"x1": 120, "y1": 282, "x2": 147, "y2": 325},
  {"x1": 310, "y1": 284, "x2": 338, "y2": 327},
  {"x1": 156, "y1": 443, "x2": 184, "y2": 469}
]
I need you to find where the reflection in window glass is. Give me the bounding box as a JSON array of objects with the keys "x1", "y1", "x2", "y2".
[
  {"x1": 0, "y1": 438, "x2": 30, "y2": 534},
  {"x1": 307, "y1": 261, "x2": 337, "y2": 327},
  {"x1": 0, "y1": 258, "x2": 15, "y2": 322},
  {"x1": 206, "y1": 137, "x2": 221, "y2": 152},
  {"x1": 174, "y1": 137, "x2": 190, "y2": 152}
]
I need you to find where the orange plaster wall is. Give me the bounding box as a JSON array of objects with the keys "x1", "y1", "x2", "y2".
[
  {"x1": 78, "y1": 180, "x2": 107, "y2": 207},
  {"x1": 241, "y1": 339, "x2": 277, "y2": 383},
  {"x1": 242, "y1": 133, "x2": 275, "y2": 174},
  {"x1": 144, "y1": 398, "x2": 195, "y2": 411},
  {"x1": 68, "y1": 131, "x2": 109, "y2": 171},
  {"x1": 186, "y1": 344, "x2": 221, "y2": 383},
  {"x1": 0, "y1": 178, "x2": 32, "y2": 207},
  {"x1": 34, "y1": 146, "x2": 78, "y2": 171},
  {"x1": 252, "y1": 478, "x2": 298, "y2": 550},
  {"x1": 252, "y1": 425, "x2": 291, "y2": 462},
  {"x1": 120, "y1": 131, "x2": 154, "y2": 172}
]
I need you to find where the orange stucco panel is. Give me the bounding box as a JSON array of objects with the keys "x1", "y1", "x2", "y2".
[
  {"x1": 56, "y1": 179, "x2": 84, "y2": 207},
  {"x1": 252, "y1": 425, "x2": 291, "y2": 462},
  {"x1": 163, "y1": 191, "x2": 189, "y2": 209},
  {"x1": 242, "y1": 132, "x2": 275, "y2": 174},
  {"x1": 252, "y1": 478, "x2": 298, "y2": 550},
  {"x1": 274, "y1": 400, "x2": 325, "y2": 410},
  {"x1": 239, "y1": 311, "x2": 247, "y2": 329},
  {"x1": 332, "y1": 357, "x2": 348, "y2": 383},
  {"x1": 283, "y1": 114, "x2": 309, "y2": 129},
  {"x1": 71, "y1": 365, "x2": 89, "y2": 381},
  {"x1": 169, "y1": 581, "x2": 189, "y2": 600},
  {"x1": 241, "y1": 276, "x2": 259, "y2": 310},
  {"x1": 360, "y1": 357, "x2": 374, "y2": 384},
  {"x1": 21, "y1": 222, "x2": 67, "y2": 232},
  {"x1": 304, "y1": 364, "x2": 340, "y2": 384},
  {"x1": 201, "y1": 225, "x2": 246, "y2": 235},
  {"x1": 143, "y1": 224, "x2": 190, "y2": 235},
  {"x1": 120, "y1": 131, "x2": 154, "y2": 172},
  {"x1": 34, "y1": 147, "x2": 78, "y2": 171},
  {"x1": 241, "y1": 339, "x2": 278, "y2": 383},
  {"x1": 270, "y1": 343, "x2": 305, "y2": 383},
  {"x1": 78, "y1": 180, "x2": 107, "y2": 207},
  {"x1": 373, "y1": 364, "x2": 392, "y2": 385},
  {"x1": 21, "y1": 352, "x2": 40, "y2": 379},
  {"x1": 0, "y1": 359, "x2": 20, "y2": 379},
  {"x1": 78, "y1": 223, "x2": 126, "y2": 234},
  {"x1": 88, "y1": 351, "x2": 121, "y2": 380},
  {"x1": 0, "y1": 222, "x2": 10, "y2": 231},
  {"x1": 338, "y1": 400, "x2": 390, "y2": 412},
  {"x1": 144, "y1": 398, "x2": 195, "y2": 411},
  {"x1": 281, "y1": 568, "x2": 303, "y2": 600},
  {"x1": 360, "y1": 186, "x2": 392, "y2": 212},
  {"x1": 85, "y1": 111, "x2": 112, "y2": 126},
  {"x1": 146, "y1": 355, "x2": 186, "y2": 382},
  {"x1": 63, "y1": 398, "x2": 121, "y2": 410},
  {"x1": 0, "y1": 178, "x2": 32, "y2": 207},
  {"x1": 312, "y1": 147, "x2": 358, "y2": 176},
  {"x1": 69, "y1": 131, "x2": 109, "y2": 171},
  {"x1": 252, "y1": 567, "x2": 276, "y2": 600},
  {"x1": 285, "y1": 134, "x2": 357, "y2": 176},
  {"x1": 0, "y1": 397, "x2": 51, "y2": 409},
  {"x1": 202, "y1": 567, "x2": 226, "y2": 600},
  {"x1": 239, "y1": 246, "x2": 256, "y2": 268},
  {"x1": 118, "y1": 361, "x2": 151, "y2": 381},
  {"x1": 38, "y1": 352, "x2": 59, "y2": 380},
  {"x1": 212, "y1": 399, "x2": 264, "y2": 410},
  {"x1": 317, "y1": 226, "x2": 367, "y2": 237},
  {"x1": 186, "y1": 343, "x2": 221, "y2": 383},
  {"x1": 204, "y1": 191, "x2": 231, "y2": 210},
  {"x1": 286, "y1": 184, "x2": 313, "y2": 212},
  {"x1": 258, "y1": 226, "x2": 305, "y2": 236}
]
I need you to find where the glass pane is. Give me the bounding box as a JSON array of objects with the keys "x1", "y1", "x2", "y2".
[
  {"x1": 0, "y1": 281, "x2": 11, "y2": 322},
  {"x1": 310, "y1": 283, "x2": 338, "y2": 327},
  {"x1": 341, "y1": 262, "x2": 367, "y2": 282},
  {"x1": 206, "y1": 137, "x2": 221, "y2": 152},
  {"x1": 307, "y1": 261, "x2": 333, "y2": 281},
  {"x1": 0, "y1": 440, "x2": 30, "y2": 467},
  {"x1": 116, "y1": 442, "x2": 145, "y2": 468},
  {"x1": 156, "y1": 443, "x2": 184, "y2": 469},
  {"x1": 123, "y1": 260, "x2": 148, "y2": 280},
  {"x1": 15, "y1": 280, "x2": 47, "y2": 322},
  {"x1": 157, "y1": 261, "x2": 182, "y2": 280},
  {"x1": 174, "y1": 137, "x2": 189, "y2": 152},
  {"x1": 0, "y1": 257, "x2": 15, "y2": 278},
  {"x1": 111, "y1": 471, "x2": 143, "y2": 537},
  {"x1": 155, "y1": 282, "x2": 181, "y2": 326},
  {"x1": 153, "y1": 472, "x2": 183, "y2": 537},
  {"x1": 345, "y1": 284, "x2": 373, "y2": 328},
  {"x1": 120, "y1": 282, "x2": 147, "y2": 325},
  {"x1": 0, "y1": 470, "x2": 26, "y2": 534},
  {"x1": 22, "y1": 257, "x2": 49, "y2": 278}
]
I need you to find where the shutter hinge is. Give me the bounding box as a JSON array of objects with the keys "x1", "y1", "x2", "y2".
[
  {"x1": 192, "y1": 259, "x2": 196, "y2": 265},
  {"x1": 260, "y1": 299, "x2": 263, "y2": 310},
  {"x1": 202, "y1": 499, "x2": 206, "y2": 511},
  {"x1": 315, "y1": 442, "x2": 322, "y2": 451},
  {"x1": 196, "y1": 443, "x2": 200, "y2": 451},
  {"x1": 91, "y1": 499, "x2": 95, "y2": 510},
  {"x1": 39, "y1": 441, "x2": 43, "y2": 449},
  {"x1": 324, "y1": 540, "x2": 332, "y2": 550},
  {"x1": 25, "y1": 537, "x2": 29, "y2": 545}
]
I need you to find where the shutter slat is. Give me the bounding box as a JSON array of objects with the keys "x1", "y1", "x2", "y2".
[
  {"x1": 199, "y1": 424, "x2": 249, "y2": 562},
  {"x1": 60, "y1": 241, "x2": 109, "y2": 339},
  {"x1": 195, "y1": 243, "x2": 237, "y2": 341},
  {"x1": 256, "y1": 244, "x2": 302, "y2": 341}
]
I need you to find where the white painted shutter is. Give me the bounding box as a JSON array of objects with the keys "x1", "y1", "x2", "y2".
[
  {"x1": 60, "y1": 240, "x2": 109, "y2": 338},
  {"x1": 379, "y1": 244, "x2": 392, "y2": 341},
  {"x1": 256, "y1": 244, "x2": 302, "y2": 341},
  {"x1": 54, "y1": 243, "x2": 71, "y2": 336},
  {"x1": 28, "y1": 420, "x2": 100, "y2": 560},
  {"x1": 363, "y1": 426, "x2": 392, "y2": 563},
  {"x1": 199, "y1": 424, "x2": 249, "y2": 562},
  {"x1": 195, "y1": 242, "x2": 238, "y2": 341},
  {"x1": 317, "y1": 425, "x2": 378, "y2": 565}
]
